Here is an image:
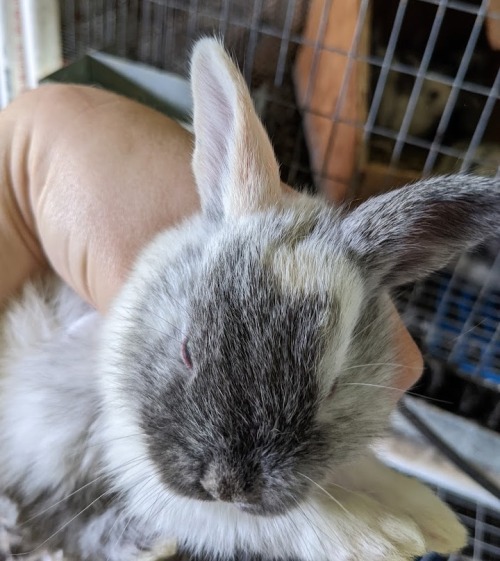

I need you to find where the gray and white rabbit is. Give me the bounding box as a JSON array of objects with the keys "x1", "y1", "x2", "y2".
[{"x1": 2, "y1": 37, "x2": 500, "y2": 561}]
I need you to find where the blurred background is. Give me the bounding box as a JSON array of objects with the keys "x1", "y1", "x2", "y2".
[{"x1": 2, "y1": 1, "x2": 500, "y2": 559}]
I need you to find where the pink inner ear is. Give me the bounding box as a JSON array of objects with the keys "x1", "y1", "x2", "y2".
[
  {"x1": 191, "y1": 38, "x2": 282, "y2": 219},
  {"x1": 181, "y1": 338, "x2": 193, "y2": 369}
]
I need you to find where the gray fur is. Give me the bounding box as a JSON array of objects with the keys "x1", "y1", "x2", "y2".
[
  {"x1": 109, "y1": 203, "x2": 402, "y2": 520},
  {"x1": 341, "y1": 175, "x2": 500, "y2": 287}
]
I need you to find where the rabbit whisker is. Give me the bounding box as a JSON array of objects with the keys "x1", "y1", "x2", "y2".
[
  {"x1": 289, "y1": 496, "x2": 329, "y2": 558},
  {"x1": 20, "y1": 456, "x2": 149, "y2": 526},
  {"x1": 13, "y1": 489, "x2": 111, "y2": 557},
  {"x1": 297, "y1": 473, "x2": 351, "y2": 517},
  {"x1": 341, "y1": 382, "x2": 452, "y2": 404},
  {"x1": 105, "y1": 474, "x2": 159, "y2": 561},
  {"x1": 63, "y1": 432, "x2": 145, "y2": 460},
  {"x1": 337, "y1": 362, "x2": 423, "y2": 374}
]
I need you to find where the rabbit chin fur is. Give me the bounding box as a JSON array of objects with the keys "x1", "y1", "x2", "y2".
[{"x1": 3, "y1": 36, "x2": 496, "y2": 560}]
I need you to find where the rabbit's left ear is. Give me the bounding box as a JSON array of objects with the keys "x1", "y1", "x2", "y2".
[
  {"x1": 338, "y1": 175, "x2": 500, "y2": 288},
  {"x1": 190, "y1": 38, "x2": 281, "y2": 220}
]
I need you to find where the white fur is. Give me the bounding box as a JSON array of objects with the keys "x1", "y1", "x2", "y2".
[
  {"x1": 0, "y1": 279, "x2": 102, "y2": 501},
  {"x1": 191, "y1": 38, "x2": 282, "y2": 218},
  {"x1": 0, "y1": 293, "x2": 467, "y2": 560}
]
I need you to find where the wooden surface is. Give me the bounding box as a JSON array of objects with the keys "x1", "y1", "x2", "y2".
[
  {"x1": 487, "y1": 0, "x2": 500, "y2": 51},
  {"x1": 294, "y1": 0, "x2": 370, "y2": 203},
  {"x1": 354, "y1": 162, "x2": 420, "y2": 201}
]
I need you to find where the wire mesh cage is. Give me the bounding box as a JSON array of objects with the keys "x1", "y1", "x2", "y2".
[
  {"x1": 14, "y1": 0, "x2": 500, "y2": 559},
  {"x1": 57, "y1": 0, "x2": 317, "y2": 188},
  {"x1": 433, "y1": 488, "x2": 500, "y2": 561},
  {"x1": 56, "y1": 0, "x2": 500, "y2": 196}
]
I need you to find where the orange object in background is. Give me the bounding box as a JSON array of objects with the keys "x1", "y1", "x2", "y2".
[
  {"x1": 294, "y1": 0, "x2": 370, "y2": 204},
  {"x1": 486, "y1": 0, "x2": 500, "y2": 51}
]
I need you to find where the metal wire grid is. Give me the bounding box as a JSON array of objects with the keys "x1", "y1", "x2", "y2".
[
  {"x1": 58, "y1": 0, "x2": 316, "y2": 188},
  {"x1": 420, "y1": 488, "x2": 500, "y2": 561},
  {"x1": 58, "y1": 0, "x2": 500, "y2": 191},
  {"x1": 367, "y1": 0, "x2": 495, "y2": 172},
  {"x1": 59, "y1": 0, "x2": 306, "y2": 78},
  {"x1": 397, "y1": 243, "x2": 500, "y2": 389}
]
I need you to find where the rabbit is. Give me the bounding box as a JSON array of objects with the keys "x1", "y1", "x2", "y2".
[
  {"x1": 2, "y1": 37, "x2": 500, "y2": 561},
  {"x1": 372, "y1": 51, "x2": 451, "y2": 139}
]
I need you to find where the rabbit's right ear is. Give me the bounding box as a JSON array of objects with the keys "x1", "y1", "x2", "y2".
[{"x1": 190, "y1": 38, "x2": 282, "y2": 220}]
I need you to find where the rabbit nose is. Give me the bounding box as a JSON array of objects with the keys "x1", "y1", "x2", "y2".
[
  {"x1": 201, "y1": 476, "x2": 234, "y2": 502},
  {"x1": 200, "y1": 464, "x2": 260, "y2": 504},
  {"x1": 200, "y1": 468, "x2": 239, "y2": 502}
]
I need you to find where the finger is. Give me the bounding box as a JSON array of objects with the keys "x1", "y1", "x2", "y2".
[{"x1": 390, "y1": 303, "x2": 424, "y2": 394}]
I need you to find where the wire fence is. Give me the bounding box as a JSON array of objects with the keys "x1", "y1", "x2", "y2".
[{"x1": 57, "y1": 1, "x2": 500, "y2": 189}]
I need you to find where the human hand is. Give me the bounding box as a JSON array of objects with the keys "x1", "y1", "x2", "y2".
[
  {"x1": 0, "y1": 84, "x2": 201, "y2": 313},
  {"x1": 0, "y1": 84, "x2": 422, "y2": 393}
]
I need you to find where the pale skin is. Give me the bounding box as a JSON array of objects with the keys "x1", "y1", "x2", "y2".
[{"x1": 0, "y1": 84, "x2": 422, "y2": 393}]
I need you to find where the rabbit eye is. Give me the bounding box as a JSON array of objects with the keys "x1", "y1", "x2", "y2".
[{"x1": 181, "y1": 338, "x2": 193, "y2": 369}]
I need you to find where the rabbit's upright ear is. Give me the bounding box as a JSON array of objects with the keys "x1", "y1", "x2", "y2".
[
  {"x1": 190, "y1": 38, "x2": 281, "y2": 220},
  {"x1": 339, "y1": 175, "x2": 500, "y2": 288}
]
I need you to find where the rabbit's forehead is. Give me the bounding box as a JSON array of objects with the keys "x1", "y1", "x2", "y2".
[
  {"x1": 266, "y1": 243, "x2": 363, "y2": 298},
  {"x1": 198, "y1": 202, "x2": 365, "y2": 335},
  {"x1": 264, "y1": 246, "x2": 365, "y2": 368},
  {"x1": 200, "y1": 230, "x2": 365, "y2": 349}
]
